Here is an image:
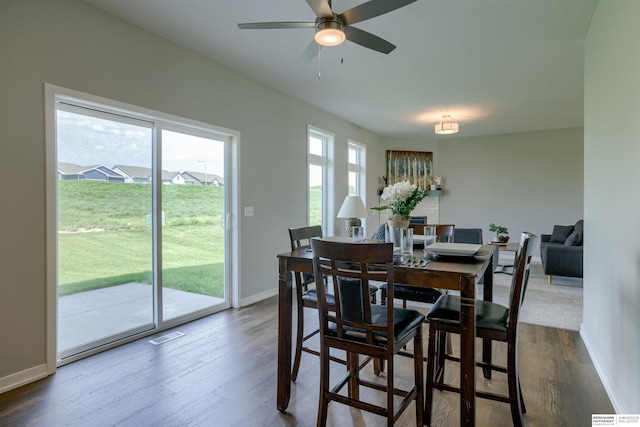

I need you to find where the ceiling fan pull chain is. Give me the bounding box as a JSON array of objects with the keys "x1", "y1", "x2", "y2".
[{"x1": 317, "y1": 45, "x2": 322, "y2": 79}]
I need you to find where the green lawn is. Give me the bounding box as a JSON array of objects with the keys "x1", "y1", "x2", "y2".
[
  {"x1": 57, "y1": 180, "x2": 225, "y2": 297},
  {"x1": 308, "y1": 186, "x2": 323, "y2": 227}
]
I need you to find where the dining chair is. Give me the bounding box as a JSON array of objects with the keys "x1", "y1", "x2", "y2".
[
  {"x1": 311, "y1": 238, "x2": 424, "y2": 426},
  {"x1": 424, "y1": 231, "x2": 537, "y2": 427},
  {"x1": 380, "y1": 224, "x2": 456, "y2": 308},
  {"x1": 409, "y1": 216, "x2": 428, "y2": 249},
  {"x1": 288, "y1": 226, "x2": 378, "y2": 382}
]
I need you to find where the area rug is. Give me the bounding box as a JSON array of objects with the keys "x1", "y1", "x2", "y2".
[{"x1": 487, "y1": 262, "x2": 583, "y2": 331}]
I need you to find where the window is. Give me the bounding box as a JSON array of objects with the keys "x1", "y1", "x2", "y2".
[
  {"x1": 307, "y1": 127, "x2": 334, "y2": 229},
  {"x1": 347, "y1": 141, "x2": 366, "y2": 198}
]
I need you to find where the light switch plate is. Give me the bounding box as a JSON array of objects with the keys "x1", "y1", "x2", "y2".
[{"x1": 244, "y1": 206, "x2": 254, "y2": 216}]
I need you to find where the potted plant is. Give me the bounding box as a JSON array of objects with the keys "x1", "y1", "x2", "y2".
[
  {"x1": 489, "y1": 223, "x2": 509, "y2": 243},
  {"x1": 372, "y1": 180, "x2": 425, "y2": 227}
]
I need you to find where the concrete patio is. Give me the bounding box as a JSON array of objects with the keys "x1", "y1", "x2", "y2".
[{"x1": 58, "y1": 283, "x2": 224, "y2": 352}]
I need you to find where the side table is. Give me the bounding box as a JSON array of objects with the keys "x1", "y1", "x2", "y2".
[{"x1": 490, "y1": 242, "x2": 519, "y2": 275}]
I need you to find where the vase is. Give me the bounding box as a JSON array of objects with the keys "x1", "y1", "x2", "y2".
[
  {"x1": 387, "y1": 218, "x2": 410, "y2": 228},
  {"x1": 385, "y1": 220, "x2": 410, "y2": 256}
]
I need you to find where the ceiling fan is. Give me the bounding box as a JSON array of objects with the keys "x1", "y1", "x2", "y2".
[{"x1": 238, "y1": 0, "x2": 417, "y2": 62}]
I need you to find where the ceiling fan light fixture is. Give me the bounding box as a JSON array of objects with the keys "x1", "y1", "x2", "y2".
[
  {"x1": 435, "y1": 114, "x2": 459, "y2": 134},
  {"x1": 314, "y1": 21, "x2": 346, "y2": 47}
]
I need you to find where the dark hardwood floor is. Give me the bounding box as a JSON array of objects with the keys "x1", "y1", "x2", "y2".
[{"x1": 0, "y1": 296, "x2": 613, "y2": 426}]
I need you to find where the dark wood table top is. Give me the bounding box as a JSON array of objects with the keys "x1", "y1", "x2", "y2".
[{"x1": 278, "y1": 240, "x2": 496, "y2": 288}]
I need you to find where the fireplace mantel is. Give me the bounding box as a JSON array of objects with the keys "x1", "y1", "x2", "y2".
[{"x1": 376, "y1": 191, "x2": 442, "y2": 225}]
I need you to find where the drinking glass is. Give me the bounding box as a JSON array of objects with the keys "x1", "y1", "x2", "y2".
[
  {"x1": 402, "y1": 228, "x2": 414, "y2": 256},
  {"x1": 424, "y1": 225, "x2": 436, "y2": 247},
  {"x1": 351, "y1": 226, "x2": 364, "y2": 242}
]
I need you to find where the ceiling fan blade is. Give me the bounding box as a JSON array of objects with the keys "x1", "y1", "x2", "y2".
[
  {"x1": 340, "y1": 0, "x2": 417, "y2": 25},
  {"x1": 343, "y1": 26, "x2": 395, "y2": 54},
  {"x1": 306, "y1": 0, "x2": 333, "y2": 18},
  {"x1": 238, "y1": 22, "x2": 315, "y2": 30},
  {"x1": 299, "y1": 39, "x2": 321, "y2": 63}
]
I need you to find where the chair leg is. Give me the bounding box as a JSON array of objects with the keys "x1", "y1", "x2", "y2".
[
  {"x1": 507, "y1": 343, "x2": 524, "y2": 427},
  {"x1": 386, "y1": 354, "x2": 394, "y2": 427},
  {"x1": 548, "y1": 275, "x2": 553, "y2": 285},
  {"x1": 425, "y1": 320, "x2": 438, "y2": 426},
  {"x1": 436, "y1": 331, "x2": 447, "y2": 382},
  {"x1": 317, "y1": 344, "x2": 330, "y2": 427},
  {"x1": 414, "y1": 327, "x2": 425, "y2": 426},
  {"x1": 380, "y1": 287, "x2": 387, "y2": 305},
  {"x1": 291, "y1": 299, "x2": 305, "y2": 382}
]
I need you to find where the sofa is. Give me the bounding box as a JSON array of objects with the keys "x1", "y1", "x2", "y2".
[{"x1": 540, "y1": 219, "x2": 583, "y2": 284}]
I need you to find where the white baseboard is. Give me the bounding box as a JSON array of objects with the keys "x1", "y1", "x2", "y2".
[
  {"x1": 240, "y1": 287, "x2": 278, "y2": 307},
  {"x1": 0, "y1": 364, "x2": 50, "y2": 395},
  {"x1": 580, "y1": 326, "x2": 625, "y2": 414}
]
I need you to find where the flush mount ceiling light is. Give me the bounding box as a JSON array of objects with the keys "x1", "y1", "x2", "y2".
[
  {"x1": 314, "y1": 19, "x2": 346, "y2": 47},
  {"x1": 435, "y1": 114, "x2": 459, "y2": 135}
]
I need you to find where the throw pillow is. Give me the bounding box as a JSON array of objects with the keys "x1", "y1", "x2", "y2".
[
  {"x1": 551, "y1": 225, "x2": 574, "y2": 243},
  {"x1": 574, "y1": 219, "x2": 584, "y2": 234},
  {"x1": 564, "y1": 231, "x2": 582, "y2": 246},
  {"x1": 371, "y1": 224, "x2": 386, "y2": 240}
]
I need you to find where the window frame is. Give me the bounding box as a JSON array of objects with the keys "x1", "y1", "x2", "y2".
[
  {"x1": 347, "y1": 140, "x2": 366, "y2": 198},
  {"x1": 307, "y1": 126, "x2": 334, "y2": 232}
]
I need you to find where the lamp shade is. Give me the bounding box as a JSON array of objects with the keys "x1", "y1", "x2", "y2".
[
  {"x1": 435, "y1": 114, "x2": 459, "y2": 135},
  {"x1": 314, "y1": 20, "x2": 346, "y2": 46},
  {"x1": 337, "y1": 196, "x2": 369, "y2": 219}
]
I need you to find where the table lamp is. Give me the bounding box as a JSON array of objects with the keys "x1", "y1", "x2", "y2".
[{"x1": 337, "y1": 195, "x2": 369, "y2": 236}]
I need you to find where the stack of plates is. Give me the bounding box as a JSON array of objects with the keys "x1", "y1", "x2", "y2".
[{"x1": 426, "y1": 242, "x2": 483, "y2": 257}]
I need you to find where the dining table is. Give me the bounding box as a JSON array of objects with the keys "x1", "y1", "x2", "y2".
[{"x1": 276, "y1": 238, "x2": 497, "y2": 427}]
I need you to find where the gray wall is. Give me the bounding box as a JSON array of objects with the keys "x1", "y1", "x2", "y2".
[
  {"x1": 0, "y1": 0, "x2": 382, "y2": 383},
  {"x1": 584, "y1": 0, "x2": 640, "y2": 413},
  {"x1": 383, "y1": 127, "x2": 584, "y2": 251}
]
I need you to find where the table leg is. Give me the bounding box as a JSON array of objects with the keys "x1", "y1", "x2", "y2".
[
  {"x1": 459, "y1": 275, "x2": 476, "y2": 427},
  {"x1": 276, "y1": 258, "x2": 293, "y2": 412}
]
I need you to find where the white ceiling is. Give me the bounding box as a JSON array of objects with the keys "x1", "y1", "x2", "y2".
[{"x1": 82, "y1": 0, "x2": 598, "y2": 139}]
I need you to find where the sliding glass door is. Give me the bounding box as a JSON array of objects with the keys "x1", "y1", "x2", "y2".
[
  {"x1": 160, "y1": 129, "x2": 226, "y2": 321},
  {"x1": 54, "y1": 94, "x2": 232, "y2": 362},
  {"x1": 56, "y1": 107, "x2": 154, "y2": 358}
]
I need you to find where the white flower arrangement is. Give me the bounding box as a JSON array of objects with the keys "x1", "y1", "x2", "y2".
[{"x1": 372, "y1": 180, "x2": 425, "y2": 221}]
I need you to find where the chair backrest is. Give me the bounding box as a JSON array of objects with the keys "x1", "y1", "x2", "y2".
[
  {"x1": 410, "y1": 216, "x2": 428, "y2": 224},
  {"x1": 507, "y1": 232, "x2": 537, "y2": 335},
  {"x1": 409, "y1": 224, "x2": 456, "y2": 242},
  {"x1": 289, "y1": 225, "x2": 322, "y2": 251},
  {"x1": 434, "y1": 224, "x2": 455, "y2": 242},
  {"x1": 311, "y1": 239, "x2": 395, "y2": 345},
  {"x1": 289, "y1": 225, "x2": 323, "y2": 290},
  {"x1": 453, "y1": 228, "x2": 483, "y2": 244}
]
